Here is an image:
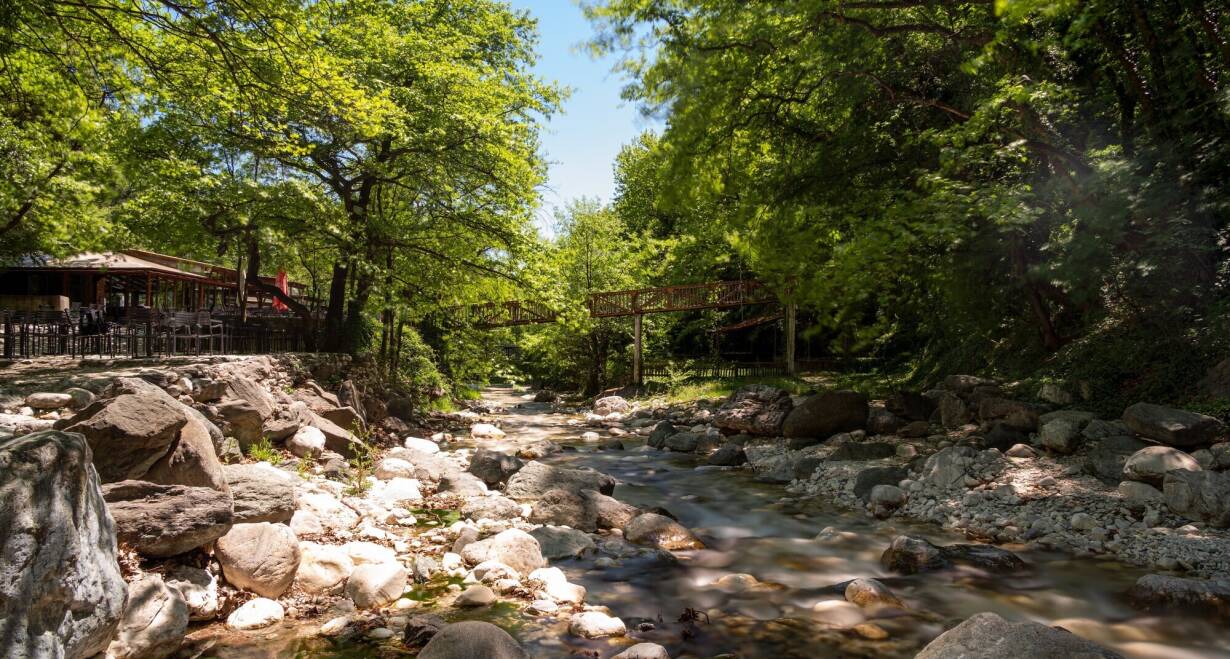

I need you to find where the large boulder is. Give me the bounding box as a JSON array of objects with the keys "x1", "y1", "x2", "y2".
[
  {"x1": 593, "y1": 396, "x2": 630, "y2": 416},
  {"x1": 1084, "y1": 435, "x2": 1150, "y2": 484},
  {"x1": 103, "y1": 481, "x2": 234, "y2": 557},
  {"x1": 215, "y1": 522, "x2": 301, "y2": 598},
  {"x1": 1163, "y1": 470, "x2": 1230, "y2": 527},
  {"x1": 64, "y1": 394, "x2": 188, "y2": 483},
  {"x1": 530, "y1": 526, "x2": 596, "y2": 560},
  {"x1": 504, "y1": 461, "x2": 616, "y2": 500},
  {"x1": 468, "y1": 448, "x2": 524, "y2": 486},
  {"x1": 215, "y1": 400, "x2": 264, "y2": 449},
  {"x1": 0, "y1": 431, "x2": 127, "y2": 659},
  {"x1": 582, "y1": 489, "x2": 639, "y2": 529},
  {"x1": 309, "y1": 412, "x2": 366, "y2": 458},
  {"x1": 105, "y1": 573, "x2": 189, "y2": 659},
  {"x1": 881, "y1": 535, "x2": 1026, "y2": 574},
  {"x1": 1129, "y1": 574, "x2": 1230, "y2": 617},
  {"x1": 915, "y1": 612, "x2": 1122, "y2": 659},
  {"x1": 418, "y1": 620, "x2": 529, "y2": 659},
  {"x1": 977, "y1": 397, "x2": 1039, "y2": 432},
  {"x1": 938, "y1": 391, "x2": 972, "y2": 429},
  {"x1": 460, "y1": 529, "x2": 547, "y2": 575},
  {"x1": 461, "y1": 494, "x2": 523, "y2": 521},
  {"x1": 782, "y1": 390, "x2": 868, "y2": 441},
  {"x1": 163, "y1": 565, "x2": 220, "y2": 621},
  {"x1": 345, "y1": 563, "x2": 408, "y2": 609},
  {"x1": 529, "y1": 488, "x2": 597, "y2": 532},
  {"x1": 142, "y1": 416, "x2": 229, "y2": 492},
  {"x1": 222, "y1": 376, "x2": 276, "y2": 421},
  {"x1": 1122, "y1": 446, "x2": 1201, "y2": 485},
  {"x1": 713, "y1": 385, "x2": 794, "y2": 436},
  {"x1": 647, "y1": 421, "x2": 676, "y2": 449},
  {"x1": 294, "y1": 541, "x2": 355, "y2": 595},
  {"x1": 1123, "y1": 402, "x2": 1226, "y2": 448},
  {"x1": 625, "y1": 513, "x2": 704, "y2": 550},
  {"x1": 223, "y1": 463, "x2": 297, "y2": 524}
]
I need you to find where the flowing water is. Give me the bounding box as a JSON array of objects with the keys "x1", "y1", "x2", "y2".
[{"x1": 212, "y1": 385, "x2": 1230, "y2": 658}]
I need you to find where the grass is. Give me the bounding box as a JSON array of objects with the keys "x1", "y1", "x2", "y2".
[
  {"x1": 344, "y1": 422, "x2": 376, "y2": 495},
  {"x1": 650, "y1": 368, "x2": 912, "y2": 404},
  {"x1": 656, "y1": 375, "x2": 810, "y2": 403},
  {"x1": 246, "y1": 436, "x2": 280, "y2": 463}
]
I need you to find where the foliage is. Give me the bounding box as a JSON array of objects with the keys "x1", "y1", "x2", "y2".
[{"x1": 246, "y1": 436, "x2": 280, "y2": 463}]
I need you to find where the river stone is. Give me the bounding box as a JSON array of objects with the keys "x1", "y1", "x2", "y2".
[
  {"x1": 471, "y1": 423, "x2": 506, "y2": 440},
  {"x1": 321, "y1": 405, "x2": 364, "y2": 434},
  {"x1": 438, "y1": 472, "x2": 488, "y2": 496},
  {"x1": 403, "y1": 614, "x2": 447, "y2": 648},
  {"x1": 869, "y1": 484, "x2": 906, "y2": 518},
  {"x1": 65, "y1": 394, "x2": 188, "y2": 482},
  {"x1": 26, "y1": 392, "x2": 74, "y2": 409},
  {"x1": 0, "y1": 431, "x2": 127, "y2": 659},
  {"x1": 569, "y1": 611, "x2": 626, "y2": 638},
  {"x1": 297, "y1": 491, "x2": 359, "y2": 531},
  {"x1": 1039, "y1": 419, "x2": 1081, "y2": 454},
  {"x1": 915, "y1": 611, "x2": 1123, "y2": 658},
  {"x1": 295, "y1": 541, "x2": 355, "y2": 594},
  {"x1": 665, "y1": 431, "x2": 702, "y2": 452},
  {"x1": 104, "y1": 480, "x2": 234, "y2": 557},
  {"x1": 1085, "y1": 435, "x2": 1150, "y2": 484},
  {"x1": 287, "y1": 425, "x2": 326, "y2": 458},
  {"x1": 613, "y1": 643, "x2": 671, "y2": 659},
  {"x1": 867, "y1": 406, "x2": 903, "y2": 435},
  {"x1": 977, "y1": 397, "x2": 1039, "y2": 431},
  {"x1": 309, "y1": 412, "x2": 366, "y2": 458},
  {"x1": 708, "y1": 443, "x2": 747, "y2": 466},
  {"x1": 1123, "y1": 446, "x2": 1201, "y2": 485},
  {"x1": 462, "y1": 494, "x2": 523, "y2": 521},
  {"x1": 582, "y1": 489, "x2": 640, "y2": 529},
  {"x1": 385, "y1": 447, "x2": 461, "y2": 484},
  {"x1": 1163, "y1": 470, "x2": 1230, "y2": 527},
  {"x1": 1118, "y1": 480, "x2": 1164, "y2": 511},
  {"x1": 418, "y1": 620, "x2": 529, "y2": 659},
  {"x1": 216, "y1": 400, "x2": 264, "y2": 449},
  {"x1": 647, "y1": 421, "x2": 676, "y2": 448},
  {"x1": 142, "y1": 415, "x2": 228, "y2": 493},
  {"x1": 782, "y1": 390, "x2": 869, "y2": 441},
  {"x1": 1128, "y1": 574, "x2": 1230, "y2": 617},
  {"x1": 224, "y1": 463, "x2": 296, "y2": 524},
  {"x1": 918, "y1": 445, "x2": 980, "y2": 489},
  {"x1": 226, "y1": 597, "x2": 284, "y2": 630},
  {"x1": 0, "y1": 412, "x2": 54, "y2": 437},
  {"x1": 345, "y1": 563, "x2": 408, "y2": 609},
  {"x1": 504, "y1": 461, "x2": 616, "y2": 500},
  {"x1": 456, "y1": 584, "x2": 497, "y2": 607},
  {"x1": 844, "y1": 578, "x2": 903, "y2": 608},
  {"x1": 106, "y1": 573, "x2": 189, "y2": 659},
  {"x1": 469, "y1": 448, "x2": 524, "y2": 486},
  {"x1": 593, "y1": 396, "x2": 630, "y2": 416},
  {"x1": 164, "y1": 565, "x2": 220, "y2": 621},
  {"x1": 530, "y1": 488, "x2": 596, "y2": 531},
  {"x1": 530, "y1": 525, "x2": 596, "y2": 559},
  {"x1": 215, "y1": 522, "x2": 301, "y2": 598},
  {"x1": 881, "y1": 535, "x2": 1025, "y2": 574},
  {"x1": 713, "y1": 384, "x2": 793, "y2": 436},
  {"x1": 1123, "y1": 402, "x2": 1227, "y2": 448},
  {"x1": 625, "y1": 513, "x2": 704, "y2": 550},
  {"x1": 853, "y1": 466, "x2": 908, "y2": 502},
  {"x1": 461, "y1": 529, "x2": 547, "y2": 575},
  {"x1": 343, "y1": 540, "x2": 397, "y2": 566}
]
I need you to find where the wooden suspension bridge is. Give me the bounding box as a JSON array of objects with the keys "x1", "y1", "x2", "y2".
[{"x1": 452, "y1": 280, "x2": 797, "y2": 384}]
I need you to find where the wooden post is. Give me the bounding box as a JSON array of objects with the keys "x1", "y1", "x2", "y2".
[
  {"x1": 633, "y1": 313, "x2": 643, "y2": 386},
  {"x1": 785, "y1": 302, "x2": 797, "y2": 376}
]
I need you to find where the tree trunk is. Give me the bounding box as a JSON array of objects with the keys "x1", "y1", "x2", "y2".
[{"x1": 323, "y1": 262, "x2": 348, "y2": 352}]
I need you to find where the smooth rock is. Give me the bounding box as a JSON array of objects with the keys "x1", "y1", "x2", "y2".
[
  {"x1": 471, "y1": 423, "x2": 506, "y2": 440},
  {"x1": 456, "y1": 584, "x2": 496, "y2": 607},
  {"x1": 569, "y1": 611, "x2": 626, "y2": 638},
  {"x1": 287, "y1": 426, "x2": 326, "y2": 458},
  {"x1": 103, "y1": 480, "x2": 233, "y2": 557},
  {"x1": 418, "y1": 620, "x2": 529, "y2": 659},
  {"x1": 625, "y1": 513, "x2": 704, "y2": 550},
  {"x1": 1123, "y1": 446, "x2": 1201, "y2": 485},
  {"x1": 164, "y1": 565, "x2": 220, "y2": 621},
  {"x1": 1123, "y1": 403, "x2": 1226, "y2": 448},
  {"x1": 106, "y1": 573, "x2": 189, "y2": 659},
  {"x1": 223, "y1": 463, "x2": 296, "y2": 524},
  {"x1": 915, "y1": 611, "x2": 1123, "y2": 658},
  {"x1": 1129, "y1": 574, "x2": 1230, "y2": 617},
  {"x1": 505, "y1": 461, "x2": 616, "y2": 499},
  {"x1": 65, "y1": 394, "x2": 187, "y2": 482},
  {"x1": 295, "y1": 541, "x2": 355, "y2": 594},
  {"x1": 845, "y1": 578, "x2": 903, "y2": 608},
  {"x1": 613, "y1": 643, "x2": 671, "y2": 659},
  {"x1": 1163, "y1": 469, "x2": 1230, "y2": 527},
  {"x1": 345, "y1": 563, "x2": 408, "y2": 609},
  {"x1": 782, "y1": 390, "x2": 868, "y2": 441},
  {"x1": 216, "y1": 522, "x2": 300, "y2": 598},
  {"x1": 461, "y1": 529, "x2": 547, "y2": 575},
  {"x1": 469, "y1": 448, "x2": 524, "y2": 486},
  {"x1": 225, "y1": 597, "x2": 284, "y2": 631},
  {"x1": 530, "y1": 525, "x2": 596, "y2": 559}
]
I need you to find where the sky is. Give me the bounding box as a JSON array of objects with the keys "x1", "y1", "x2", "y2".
[{"x1": 507, "y1": 0, "x2": 656, "y2": 234}]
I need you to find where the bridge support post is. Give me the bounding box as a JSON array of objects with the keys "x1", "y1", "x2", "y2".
[
  {"x1": 633, "y1": 313, "x2": 643, "y2": 386},
  {"x1": 785, "y1": 302, "x2": 797, "y2": 376}
]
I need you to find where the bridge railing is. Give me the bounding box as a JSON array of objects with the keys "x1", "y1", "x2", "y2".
[{"x1": 589, "y1": 280, "x2": 775, "y2": 317}]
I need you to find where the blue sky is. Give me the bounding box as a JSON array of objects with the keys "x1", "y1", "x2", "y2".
[{"x1": 508, "y1": 0, "x2": 656, "y2": 232}]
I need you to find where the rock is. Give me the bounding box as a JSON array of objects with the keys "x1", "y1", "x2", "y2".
[
  {"x1": 664, "y1": 431, "x2": 702, "y2": 452},
  {"x1": 812, "y1": 599, "x2": 866, "y2": 627},
  {"x1": 1005, "y1": 443, "x2": 1036, "y2": 458},
  {"x1": 295, "y1": 541, "x2": 355, "y2": 594},
  {"x1": 593, "y1": 396, "x2": 630, "y2": 416},
  {"x1": 418, "y1": 620, "x2": 529, "y2": 659},
  {"x1": 66, "y1": 387, "x2": 96, "y2": 409},
  {"x1": 297, "y1": 491, "x2": 359, "y2": 531},
  {"x1": 853, "y1": 465, "x2": 908, "y2": 501},
  {"x1": 0, "y1": 431, "x2": 126, "y2": 659},
  {"x1": 216, "y1": 400, "x2": 264, "y2": 449},
  {"x1": 647, "y1": 421, "x2": 676, "y2": 448},
  {"x1": 582, "y1": 489, "x2": 639, "y2": 529},
  {"x1": 215, "y1": 522, "x2": 301, "y2": 598},
  {"x1": 1163, "y1": 470, "x2": 1230, "y2": 527},
  {"x1": 530, "y1": 488, "x2": 596, "y2": 531},
  {"x1": 1123, "y1": 402, "x2": 1226, "y2": 448},
  {"x1": 25, "y1": 392, "x2": 74, "y2": 409},
  {"x1": 869, "y1": 484, "x2": 906, "y2": 518},
  {"x1": 829, "y1": 441, "x2": 894, "y2": 461},
  {"x1": 625, "y1": 513, "x2": 704, "y2": 550},
  {"x1": 287, "y1": 426, "x2": 326, "y2": 458},
  {"x1": 456, "y1": 584, "x2": 496, "y2": 607},
  {"x1": 438, "y1": 472, "x2": 488, "y2": 496},
  {"x1": 707, "y1": 443, "x2": 747, "y2": 466},
  {"x1": 782, "y1": 390, "x2": 868, "y2": 441},
  {"x1": 569, "y1": 611, "x2": 626, "y2": 638},
  {"x1": 1199, "y1": 358, "x2": 1230, "y2": 398},
  {"x1": 65, "y1": 394, "x2": 188, "y2": 482},
  {"x1": 530, "y1": 526, "x2": 596, "y2": 559},
  {"x1": 1038, "y1": 419, "x2": 1081, "y2": 454},
  {"x1": 1037, "y1": 382, "x2": 1074, "y2": 405},
  {"x1": 404, "y1": 436, "x2": 440, "y2": 454},
  {"x1": 375, "y1": 457, "x2": 416, "y2": 480},
  {"x1": 613, "y1": 643, "x2": 671, "y2": 659},
  {"x1": 517, "y1": 440, "x2": 560, "y2": 460},
  {"x1": 103, "y1": 481, "x2": 233, "y2": 557},
  {"x1": 471, "y1": 423, "x2": 506, "y2": 440},
  {"x1": 938, "y1": 392, "x2": 971, "y2": 429},
  {"x1": 402, "y1": 614, "x2": 447, "y2": 649},
  {"x1": 977, "y1": 397, "x2": 1039, "y2": 431},
  {"x1": 867, "y1": 406, "x2": 903, "y2": 435},
  {"x1": 1085, "y1": 435, "x2": 1150, "y2": 484},
  {"x1": 222, "y1": 376, "x2": 276, "y2": 421},
  {"x1": 164, "y1": 565, "x2": 220, "y2": 621},
  {"x1": 505, "y1": 461, "x2": 616, "y2": 499},
  {"x1": 918, "y1": 446, "x2": 988, "y2": 490},
  {"x1": 886, "y1": 391, "x2": 936, "y2": 422},
  {"x1": 469, "y1": 448, "x2": 524, "y2": 486},
  {"x1": 713, "y1": 385, "x2": 793, "y2": 436},
  {"x1": 106, "y1": 573, "x2": 188, "y2": 658},
  {"x1": 321, "y1": 406, "x2": 364, "y2": 433},
  {"x1": 1118, "y1": 480, "x2": 1164, "y2": 510},
  {"x1": 460, "y1": 529, "x2": 547, "y2": 575},
  {"x1": 462, "y1": 494, "x2": 523, "y2": 521},
  {"x1": 1123, "y1": 446, "x2": 1201, "y2": 485},
  {"x1": 1129, "y1": 574, "x2": 1230, "y2": 617},
  {"x1": 225, "y1": 597, "x2": 284, "y2": 631},
  {"x1": 224, "y1": 463, "x2": 296, "y2": 524},
  {"x1": 345, "y1": 563, "x2": 408, "y2": 609},
  {"x1": 881, "y1": 535, "x2": 1026, "y2": 574},
  {"x1": 0, "y1": 412, "x2": 54, "y2": 436},
  {"x1": 533, "y1": 389, "x2": 558, "y2": 403},
  {"x1": 142, "y1": 415, "x2": 228, "y2": 493},
  {"x1": 528, "y1": 566, "x2": 586, "y2": 603},
  {"x1": 343, "y1": 540, "x2": 397, "y2": 566},
  {"x1": 385, "y1": 447, "x2": 459, "y2": 485},
  {"x1": 915, "y1": 612, "x2": 1123, "y2": 659},
  {"x1": 845, "y1": 578, "x2": 902, "y2": 608},
  {"x1": 1040, "y1": 409, "x2": 1097, "y2": 428}
]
